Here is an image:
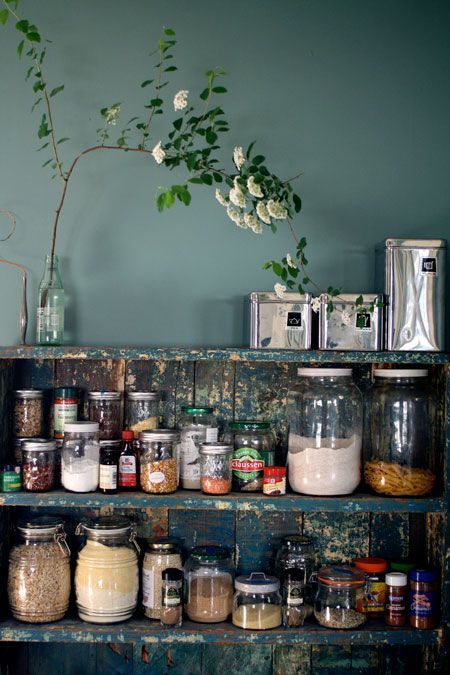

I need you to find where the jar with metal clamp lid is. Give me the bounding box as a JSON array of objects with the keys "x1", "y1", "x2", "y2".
[
  {"x1": 75, "y1": 516, "x2": 140, "y2": 623},
  {"x1": 8, "y1": 516, "x2": 71, "y2": 623}
]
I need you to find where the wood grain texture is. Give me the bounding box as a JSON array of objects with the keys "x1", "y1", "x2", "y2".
[
  {"x1": 134, "y1": 645, "x2": 202, "y2": 675},
  {"x1": 311, "y1": 646, "x2": 351, "y2": 674},
  {"x1": 168, "y1": 509, "x2": 235, "y2": 552},
  {"x1": 303, "y1": 512, "x2": 370, "y2": 565},
  {"x1": 369, "y1": 513, "x2": 409, "y2": 559}
]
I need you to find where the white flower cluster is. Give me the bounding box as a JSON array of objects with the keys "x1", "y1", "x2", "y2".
[
  {"x1": 105, "y1": 105, "x2": 120, "y2": 125},
  {"x1": 247, "y1": 175, "x2": 263, "y2": 198},
  {"x1": 229, "y1": 184, "x2": 246, "y2": 208},
  {"x1": 173, "y1": 89, "x2": 189, "y2": 111},
  {"x1": 227, "y1": 205, "x2": 245, "y2": 228},
  {"x1": 341, "y1": 310, "x2": 351, "y2": 326},
  {"x1": 311, "y1": 296, "x2": 322, "y2": 313},
  {"x1": 244, "y1": 213, "x2": 262, "y2": 234},
  {"x1": 152, "y1": 141, "x2": 166, "y2": 165},
  {"x1": 267, "y1": 199, "x2": 288, "y2": 220},
  {"x1": 233, "y1": 146, "x2": 245, "y2": 171},
  {"x1": 286, "y1": 253, "x2": 296, "y2": 269},
  {"x1": 274, "y1": 283, "x2": 286, "y2": 299},
  {"x1": 256, "y1": 202, "x2": 271, "y2": 225}
]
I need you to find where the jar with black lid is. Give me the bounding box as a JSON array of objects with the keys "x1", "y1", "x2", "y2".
[{"x1": 160, "y1": 568, "x2": 183, "y2": 627}]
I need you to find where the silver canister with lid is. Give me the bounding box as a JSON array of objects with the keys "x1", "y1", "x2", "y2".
[
  {"x1": 318, "y1": 293, "x2": 383, "y2": 351},
  {"x1": 375, "y1": 238, "x2": 446, "y2": 351},
  {"x1": 246, "y1": 292, "x2": 312, "y2": 349}
]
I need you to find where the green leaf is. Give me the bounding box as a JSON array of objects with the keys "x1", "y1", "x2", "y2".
[
  {"x1": 164, "y1": 65, "x2": 177, "y2": 72},
  {"x1": 37, "y1": 142, "x2": 49, "y2": 151},
  {"x1": 150, "y1": 97, "x2": 163, "y2": 106},
  {"x1": 25, "y1": 66, "x2": 34, "y2": 81},
  {"x1": 57, "y1": 137, "x2": 70, "y2": 145},
  {"x1": 293, "y1": 194, "x2": 302, "y2": 213},
  {"x1": 272, "y1": 262, "x2": 283, "y2": 277},
  {"x1": 163, "y1": 189, "x2": 175, "y2": 208},
  {"x1": 205, "y1": 130, "x2": 218, "y2": 144},
  {"x1": 173, "y1": 117, "x2": 183, "y2": 131},
  {"x1": 50, "y1": 85, "x2": 64, "y2": 97},
  {"x1": 31, "y1": 98, "x2": 41, "y2": 113},
  {"x1": 213, "y1": 172, "x2": 223, "y2": 183},
  {"x1": 199, "y1": 88, "x2": 209, "y2": 101},
  {"x1": 212, "y1": 86, "x2": 227, "y2": 93},
  {"x1": 164, "y1": 28, "x2": 175, "y2": 35},
  {"x1": 15, "y1": 19, "x2": 29, "y2": 33},
  {"x1": 355, "y1": 295, "x2": 364, "y2": 306},
  {"x1": 253, "y1": 155, "x2": 265, "y2": 165},
  {"x1": 246, "y1": 141, "x2": 256, "y2": 159},
  {"x1": 141, "y1": 79, "x2": 153, "y2": 88},
  {"x1": 33, "y1": 80, "x2": 44, "y2": 93},
  {"x1": 37, "y1": 114, "x2": 50, "y2": 139},
  {"x1": 0, "y1": 9, "x2": 9, "y2": 25},
  {"x1": 201, "y1": 173, "x2": 213, "y2": 186},
  {"x1": 41, "y1": 158, "x2": 52, "y2": 167},
  {"x1": 188, "y1": 177, "x2": 204, "y2": 185},
  {"x1": 286, "y1": 280, "x2": 295, "y2": 289},
  {"x1": 17, "y1": 40, "x2": 24, "y2": 57},
  {"x1": 262, "y1": 262, "x2": 272, "y2": 270},
  {"x1": 27, "y1": 32, "x2": 41, "y2": 42},
  {"x1": 156, "y1": 192, "x2": 165, "y2": 212}
]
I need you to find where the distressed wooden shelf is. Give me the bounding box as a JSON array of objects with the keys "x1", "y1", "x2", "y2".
[
  {"x1": 0, "y1": 489, "x2": 444, "y2": 512},
  {"x1": 0, "y1": 617, "x2": 442, "y2": 646},
  {"x1": 0, "y1": 345, "x2": 449, "y2": 364}
]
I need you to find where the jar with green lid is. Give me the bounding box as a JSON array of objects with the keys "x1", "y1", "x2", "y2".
[
  {"x1": 223, "y1": 420, "x2": 276, "y2": 492},
  {"x1": 390, "y1": 560, "x2": 416, "y2": 576},
  {"x1": 184, "y1": 545, "x2": 234, "y2": 622},
  {"x1": 125, "y1": 391, "x2": 160, "y2": 439},
  {"x1": 177, "y1": 406, "x2": 218, "y2": 489},
  {"x1": 142, "y1": 538, "x2": 182, "y2": 619}
]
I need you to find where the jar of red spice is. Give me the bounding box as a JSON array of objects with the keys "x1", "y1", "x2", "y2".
[
  {"x1": 385, "y1": 572, "x2": 408, "y2": 626},
  {"x1": 409, "y1": 569, "x2": 439, "y2": 629},
  {"x1": 199, "y1": 443, "x2": 233, "y2": 495},
  {"x1": 354, "y1": 556, "x2": 387, "y2": 616},
  {"x1": 263, "y1": 467, "x2": 286, "y2": 495}
]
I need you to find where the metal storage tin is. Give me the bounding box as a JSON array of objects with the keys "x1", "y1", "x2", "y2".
[
  {"x1": 375, "y1": 239, "x2": 446, "y2": 351},
  {"x1": 318, "y1": 294, "x2": 383, "y2": 351},
  {"x1": 246, "y1": 292, "x2": 312, "y2": 349}
]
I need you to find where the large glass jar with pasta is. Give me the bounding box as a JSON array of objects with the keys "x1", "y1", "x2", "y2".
[
  {"x1": 75, "y1": 517, "x2": 140, "y2": 623},
  {"x1": 364, "y1": 369, "x2": 436, "y2": 496}
]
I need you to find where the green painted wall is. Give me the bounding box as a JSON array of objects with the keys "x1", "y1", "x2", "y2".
[{"x1": 1, "y1": 0, "x2": 449, "y2": 347}]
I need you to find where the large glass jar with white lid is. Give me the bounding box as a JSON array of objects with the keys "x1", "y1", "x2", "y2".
[
  {"x1": 8, "y1": 516, "x2": 71, "y2": 623},
  {"x1": 125, "y1": 391, "x2": 160, "y2": 438},
  {"x1": 177, "y1": 406, "x2": 218, "y2": 489},
  {"x1": 61, "y1": 421, "x2": 100, "y2": 492},
  {"x1": 314, "y1": 565, "x2": 366, "y2": 629},
  {"x1": 364, "y1": 369, "x2": 436, "y2": 496},
  {"x1": 287, "y1": 368, "x2": 362, "y2": 495},
  {"x1": 184, "y1": 546, "x2": 234, "y2": 623},
  {"x1": 232, "y1": 573, "x2": 282, "y2": 630},
  {"x1": 88, "y1": 391, "x2": 122, "y2": 440},
  {"x1": 142, "y1": 538, "x2": 182, "y2": 619},
  {"x1": 75, "y1": 516, "x2": 140, "y2": 623}
]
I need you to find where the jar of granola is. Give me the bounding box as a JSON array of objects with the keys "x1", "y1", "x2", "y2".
[
  {"x1": 21, "y1": 439, "x2": 57, "y2": 492},
  {"x1": 13, "y1": 390, "x2": 45, "y2": 438},
  {"x1": 139, "y1": 430, "x2": 179, "y2": 493}
]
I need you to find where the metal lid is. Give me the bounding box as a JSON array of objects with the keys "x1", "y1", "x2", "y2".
[
  {"x1": 199, "y1": 443, "x2": 233, "y2": 456},
  {"x1": 127, "y1": 391, "x2": 160, "y2": 401},
  {"x1": 190, "y1": 545, "x2": 230, "y2": 562},
  {"x1": 64, "y1": 421, "x2": 99, "y2": 433},
  {"x1": 317, "y1": 565, "x2": 365, "y2": 587},
  {"x1": 80, "y1": 516, "x2": 131, "y2": 536},
  {"x1": 248, "y1": 291, "x2": 311, "y2": 304},
  {"x1": 378, "y1": 238, "x2": 447, "y2": 249},
  {"x1": 54, "y1": 387, "x2": 78, "y2": 398},
  {"x1": 147, "y1": 537, "x2": 180, "y2": 551},
  {"x1": 374, "y1": 369, "x2": 428, "y2": 378},
  {"x1": 99, "y1": 439, "x2": 122, "y2": 448},
  {"x1": 282, "y1": 534, "x2": 312, "y2": 547},
  {"x1": 14, "y1": 389, "x2": 44, "y2": 399},
  {"x1": 181, "y1": 406, "x2": 214, "y2": 415},
  {"x1": 320, "y1": 293, "x2": 382, "y2": 304},
  {"x1": 235, "y1": 572, "x2": 280, "y2": 593},
  {"x1": 297, "y1": 368, "x2": 352, "y2": 377},
  {"x1": 229, "y1": 420, "x2": 270, "y2": 430},
  {"x1": 386, "y1": 572, "x2": 408, "y2": 587},
  {"x1": 14, "y1": 436, "x2": 47, "y2": 446},
  {"x1": 21, "y1": 439, "x2": 57, "y2": 453},
  {"x1": 140, "y1": 429, "x2": 179, "y2": 442},
  {"x1": 17, "y1": 515, "x2": 64, "y2": 536},
  {"x1": 88, "y1": 391, "x2": 122, "y2": 400}
]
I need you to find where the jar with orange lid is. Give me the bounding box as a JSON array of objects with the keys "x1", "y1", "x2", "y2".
[
  {"x1": 314, "y1": 565, "x2": 366, "y2": 629},
  {"x1": 354, "y1": 556, "x2": 387, "y2": 616}
]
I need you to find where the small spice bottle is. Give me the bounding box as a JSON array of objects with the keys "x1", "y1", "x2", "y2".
[
  {"x1": 0, "y1": 464, "x2": 22, "y2": 492},
  {"x1": 282, "y1": 569, "x2": 307, "y2": 627},
  {"x1": 99, "y1": 444, "x2": 119, "y2": 494},
  {"x1": 263, "y1": 466, "x2": 287, "y2": 495},
  {"x1": 354, "y1": 556, "x2": 387, "y2": 616},
  {"x1": 409, "y1": 569, "x2": 439, "y2": 629},
  {"x1": 118, "y1": 430, "x2": 139, "y2": 490},
  {"x1": 385, "y1": 572, "x2": 408, "y2": 626},
  {"x1": 13, "y1": 390, "x2": 45, "y2": 438},
  {"x1": 160, "y1": 568, "x2": 183, "y2": 628},
  {"x1": 53, "y1": 387, "x2": 79, "y2": 439}
]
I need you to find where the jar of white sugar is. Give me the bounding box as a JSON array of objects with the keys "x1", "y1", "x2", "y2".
[{"x1": 287, "y1": 368, "x2": 362, "y2": 495}]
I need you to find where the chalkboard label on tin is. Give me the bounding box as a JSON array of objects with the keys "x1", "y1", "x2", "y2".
[
  {"x1": 355, "y1": 312, "x2": 372, "y2": 332},
  {"x1": 421, "y1": 257, "x2": 437, "y2": 275},
  {"x1": 286, "y1": 311, "x2": 302, "y2": 329}
]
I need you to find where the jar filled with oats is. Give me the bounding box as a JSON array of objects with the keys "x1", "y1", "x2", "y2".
[
  {"x1": 139, "y1": 429, "x2": 179, "y2": 493},
  {"x1": 8, "y1": 516, "x2": 71, "y2": 623},
  {"x1": 13, "y1": 389, "x2": 45, "y2": 438},
  {"x1": 142, "y1": 538, "x2": 182, "y2": 620},
  {"x1": 125, "y1": 391, "x2": 160, "y2": 439}
]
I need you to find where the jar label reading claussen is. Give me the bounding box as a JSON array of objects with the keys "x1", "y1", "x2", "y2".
[{"x1": 231, "y1": 447, "x2": 274, "y2": 481}]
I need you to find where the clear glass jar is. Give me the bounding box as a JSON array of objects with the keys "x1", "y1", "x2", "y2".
[
  {"x1": 314, "y1": 565, "x2": 366, "y2": 629},
  {"x1": 13, "y1": 389, "x2": 44, "y2": 438},
  {"x1": 21, "y1": 439, "x2": 56, "y2": 491},
  {"x1": 177, "y1": 406, "x2": 218, "y2": 489},
  {"x1": 287, "y1": 368, "x2": 362, "y2": 495},
  {"x1": 184, "y1": 546, "x2": 234, "y2": 623},
  {"x1": 88, "y1": 391, "x2": 122, "y2": 440},
  {"x1": 232, "y1": 573, "x2": 282, "y2": 630},
  {"x1": 364, "y1": 370, "x2": 436, "y2": 496},
  {"x1": 8, "y1": 516, "x2": 71, "y2": 623},
  {"x1": 140, "y1": 429, "x2": 179, "y2": 494},
  {"x1": 142, "y1": 539, "x2": 182, "y2": 619},
  {"x1": 61, "y1": 421, "x2": 100, "y2": 493},
  {"x1": 199, "y1": 443, "x2": 233, "y2": 494},
  {"x1": 125, "y1": 391, "x2": 160, "y2": 438},
  {"x1": 75, "y1": 516, "x2": 140, "y2": 623},
  {"x1": 274, "y1": 534, "x2": 316, "y2": 607},
  {"x1": 223, "y1": 420, "x2": 276, "y2": 492}
]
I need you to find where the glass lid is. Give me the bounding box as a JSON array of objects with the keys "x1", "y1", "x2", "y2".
[{"x1": 317, "y1": 565, "x2": 365, "y2": 586}]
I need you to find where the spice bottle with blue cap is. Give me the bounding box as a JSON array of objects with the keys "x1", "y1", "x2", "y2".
[
  {"x1": 232, "y1": 572, "x2": 282, "y2": 629},
  {"x1": 409, "y1": 568, "x2": 439, "y2": 629}
]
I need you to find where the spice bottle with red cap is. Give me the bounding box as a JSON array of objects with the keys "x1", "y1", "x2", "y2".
[
  {"x1": 118, "y1": 430, "x2": 139, "y2": 490},
  {"x1": 263, "y1": 466, "x2": 287, "y2": 495},
  {"x1": 354, "y1": 556, "x2": 388, "y2": 616}
]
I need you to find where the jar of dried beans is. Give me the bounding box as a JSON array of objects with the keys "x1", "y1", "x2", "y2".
[
  {"x1": 21, "y1": 439, "x2": 57, "y2": 491},
  {"x1": 125, "y1": 391, "x2": 160, "y2": 438},
  {"x1": 139, "y1": 430, "x2": 179, "y2": 494},
  {"x1": 199, "y1": 443, "x2": 233, "y2": 494},
  {"x1": 13, "y1": 389, "x2": 45, "y2": 438},
  {"x1": 8, "y1": 516, "x2": 71, "y2": 623},
  {"x1": 88, "y1": 391, "x2": 122, "y2": 440}
]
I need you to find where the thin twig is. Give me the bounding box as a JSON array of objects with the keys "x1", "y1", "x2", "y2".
[{"x1": 0, "y1": 209, "x2": 17, "y2": 242}]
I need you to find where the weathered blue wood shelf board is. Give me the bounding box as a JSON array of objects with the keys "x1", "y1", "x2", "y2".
[{"x1": 0, "y1": 489, "x2": 443, "y2": 513}]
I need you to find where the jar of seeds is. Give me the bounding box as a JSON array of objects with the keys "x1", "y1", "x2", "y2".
[
  {"x1": 13, "y1": 390, "x2": 45, "y2": 438},
  {"x1": 142, "y1": 539, "x2": 182, "y2": 620},
  {"x1": 140, "y1": 430, "x2": 179, "y2": 493},
  {"x1": 21, "y1": 439, "x2": 57, "y2": 492},
  {"x1": 314, "y1": 565, "x2": 366, "y2": 629}
]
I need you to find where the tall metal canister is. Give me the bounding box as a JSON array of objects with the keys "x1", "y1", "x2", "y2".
[{"x1": 375, "y1": 238, "x2": 446, "y2": 351}]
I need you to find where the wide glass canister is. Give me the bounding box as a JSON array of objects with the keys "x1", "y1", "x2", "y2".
[
  {"x1": 287, "y1": 368, "x2": 362, "y2": 495},
  {"x1": 178, "y1": 407, "x2": 218, "y2": 489},
  {"x1": 224, "y1": 421, "x2": 276, "y2": 492},
  {"x1": 140, "y1": 430, "x2": 179, "y2": 493},
  {"x1": 8, "y1": 516, "x2": 71, "y2": 623},
  {"x1": 61, "y1": 421, "x2": 100, "y2": 492},
  {"x1": 364, "y1": 370, "x2": 436, "y2": 496},
  {"x1": 13, "y1": 389, "x2": 44, "y2": 438},
  {"x1": 314, "y1": 565, "x2": 366, "y2": 629},
  {"x1": 199, "y1": 443, "x2": 233, "y2": 494},
  {"x1": 274, "y1": 534, "x2": 316, "y2": 608},
  {"x1": 21, "y1": 439, "x2": 57, "y2": 491},
  {"x1": 142, "y1": 538, "x2": 182, "y2": 620},
  {"x1": 88, "y1": 391, "x2": 122, "y2": 440},
  {"x1": 232, "y1": 573, "x2": 282, "y2": 630},
  {"x1": 125, "y1": 391, "x2": 160, "y2": 438},
  {"x1": 184, "y1": 546, "x2": 234, "y2": 623},
  {"x1": 75, "y1": 517, "x2": 140, "y2": 623}
]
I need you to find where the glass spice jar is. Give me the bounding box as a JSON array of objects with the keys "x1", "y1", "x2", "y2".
[
  {"x1": 125, "y1": 391, "x2": 160, "y2": 438},
  {"x1": 88, "y1": 391, "x2": 122, "y2": 440},
  {"x1": 21, "y1": 439, "x2": 56, "y2": 492},
  {"x1": 184, "y1": 546, "x2": 234, "y2": 623},
  {"x1": 13, "y1": 389, "x2": 45, "y2": 438},
  {"x1": 199, "y1": 443, "x2": 233, "y2": 494},
  {"x1": 140, "y1": 430, "x2": 179, "y2": 494},
  {"x1": 8, "y1": 516, "x2": 71, "y2": 623},
  {"x1": 224, "y1": 420, "x2": 276, "y2": 492},
  {"x1": 0, "y1": 464, "x2": 22, "y2": 492},
  {"x1": 160, "y1": 568, "x2": 183, "y2": 628},
  {"x1": 142, "y1": 539, "x2": 182, "y2": 620},
  {"x1": 282, "y1": 569, "x2": 307, "y2": 627},
  {"x1": 178, "y1": 406, "x2": 219, "y2": 489},
  {"x1": 385, "y1": 572, "x2": 408, "y2": 626},
  {"x1": 118, "y1": 430, "x2": 139, "y2": 489},
  {"x1": 409, "y1": 568, "x2": 439, "y2": 629},
  {"x1": 232, "y1": 572, "x2": 282, "y2": 630},
  {"x1": 354, "y1": 556, "x2": 387, "y2": 616},
  {"x1": 99, "y1": 444, "x2": 119, "y2": 494}
]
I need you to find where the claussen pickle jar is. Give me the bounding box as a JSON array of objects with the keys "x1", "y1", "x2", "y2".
[
  {"x1": 224, "y1": 421, "x2": 276, "y2": 492},
  {"x1": 178, "y1": 407, "x2": 218, "y2": 489}
]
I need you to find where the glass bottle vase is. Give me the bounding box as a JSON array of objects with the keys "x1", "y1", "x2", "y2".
[{"x1": 36, "y1": 254, "x2": 65, "y2": 345}]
